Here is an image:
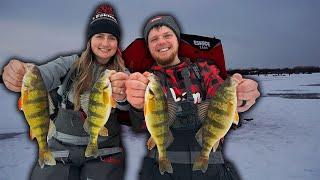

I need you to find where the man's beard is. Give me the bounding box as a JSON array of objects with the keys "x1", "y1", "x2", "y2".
[{"x1": 152, "y1": 51, "x2": 178, "y2": 67}]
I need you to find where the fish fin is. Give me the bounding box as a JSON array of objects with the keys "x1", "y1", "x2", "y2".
[
  {"x1": 18, "y1": 97, "x2": 23, "y2": 111},
  {"x1": 195, "y1": 127, "x2": 203, "y2": 147},
  {"x1": 233, "y1": 112, "x2": 239, "y2": 125},
  {"x1": 47, "y1": 119, "x2": 56, "y2": 140},
  {"x1": 80, "y1": 93, "x2": 90, "y2": 115},
  {"x1": 85, "y1": 142, "x2": 99, "y2": 158},
  {"x1": 197, "y1": 101, "x2": 210, "y2": 123},
  {"x1": 158, "y1": 157, "x2": 173, "y2": 174},
  {"x1": 103, "y1": 89, "x2": 116, "y2": 108},
  {"x1": 165, "y1": 130, "x2": 174, "y2": 148},
  {"x1": 98, "y1": 127, "x2": 109, "y2": 137},
  {"x1": 167, "y1": 96, "x2": 176, "y2": 126},
  {"x1": 212, "y1": 141, "x2": 220, "y2": 152},
  {"x1": 147, "y1": 136, "x2": 156, "y2": 150},
  {"x1": 29, "y1": 129, "x2": 35, "y2": 140},
  {"x1": 192, "y1": 154, "x2": 209, "y2": 173},
  {"x1": 111, "y1": 97, "x2": 117, "y2": 108},
  {"x1": 48, "y1": 95, "x2": 55, "y2": 115},
  {"x1": 83, "y1": 118, "x2": 90, "y2": 134},
  {"x1": 19, "y1": 90, "x2": 29, "y2": 111}
]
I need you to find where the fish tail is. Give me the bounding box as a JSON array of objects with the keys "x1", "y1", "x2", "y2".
[
  {"x1": 38, "y1": 150, "x2": 45, "y2": 169},
  {"x1": 38, "y1": 149, "x2": 56, "y2": 168},
  {"x1": 85, "y1": 141, "x2": 99, "y2": 158},
  {"x1": 43, "y1": 149, "x2": 56, "y2": 166},
  {"x1": 192, "y1": 154, "x2": 209, "y2": 173},
  {"x1": 158, "y1": 157, "x2": 173, "y2": 175}
]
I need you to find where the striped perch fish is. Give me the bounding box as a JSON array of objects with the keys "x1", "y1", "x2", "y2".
[
  {"x1": 193, "y1": 77, "x2": 240, "y2": 173},
  {"x1": 20, "y1": 64, "x2": 56, "y2": 168},
  {"x1": 144, "y1": 74, "x2": 174, "y2": 175},
  {"x1": 83, "y1": 69, "x2": 116, "y2": 158}
]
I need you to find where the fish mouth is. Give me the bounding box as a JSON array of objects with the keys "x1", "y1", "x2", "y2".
[{"x1": 222, "y1": 77, "x2": 239, "y2": 87}]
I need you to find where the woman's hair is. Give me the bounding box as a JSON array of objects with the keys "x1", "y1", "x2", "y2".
[{"x1": 72, "y1": 40, "x2": 125, "y2": 110}]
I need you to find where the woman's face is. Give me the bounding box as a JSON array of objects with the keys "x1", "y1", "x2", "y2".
[{"x1": 91, "y1": 33, "x2": 118, "y2": 65}]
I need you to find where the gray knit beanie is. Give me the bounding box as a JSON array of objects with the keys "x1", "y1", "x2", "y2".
[{"x1": 143, "y1": 15, "x2": 180, "y2": 43}]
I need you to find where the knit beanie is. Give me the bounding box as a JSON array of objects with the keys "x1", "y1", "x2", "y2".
[
  {"x1": 87, "y1": 4, "x2": 120, "y2": 41},
  {"x1": 143, "y1": 15, "x2": 180, "y2": 43}
]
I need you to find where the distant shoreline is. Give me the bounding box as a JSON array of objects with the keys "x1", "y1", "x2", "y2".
[
  {"x1": 0, "y1": 132, "x2": 25, "y2": 140},
  {"x1": 228, "y1": 67, "x2": 320, "y2": 76}
]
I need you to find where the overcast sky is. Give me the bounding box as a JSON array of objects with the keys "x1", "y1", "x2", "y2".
[{"x1": 0, "y1": 0, "x2": 319, "y2": 70}]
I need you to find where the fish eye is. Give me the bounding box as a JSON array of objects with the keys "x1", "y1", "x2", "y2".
[
  {"x1": 24, "y1": 83, "x2": 30, "y2": 88},
  {"x1": 148, "y1": 88, "x2": 154, "y2": 95}
]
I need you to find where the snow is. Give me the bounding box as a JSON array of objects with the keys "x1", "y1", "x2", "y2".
[
  {"x1": 0, "y1": 73, "x2": 319, "y2": 180},
  {"x1": 0, "y1": 133, "x2": 36, "y2": 180}
]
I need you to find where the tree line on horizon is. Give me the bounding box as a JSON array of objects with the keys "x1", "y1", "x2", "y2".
[
  {"x1": 227, "y1": 66, "x2": 320, "y2": 76},
  {"x1": 0, "y1": 66, "x2": 319, "y2": 84}
]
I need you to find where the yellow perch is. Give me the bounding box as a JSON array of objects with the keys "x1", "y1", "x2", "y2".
[
  {"x1": 20, "y1": 64, "x2": 56, "y2": 168},
  {"x1": 144, "y1": 74, "x2": 173, "y2": 175},
  {"x1": 84, "y1": 70, "x2": 116, "y2": 158},
  {"x1": 193, "y1": 77, "x2": 239, "y2": 173}
]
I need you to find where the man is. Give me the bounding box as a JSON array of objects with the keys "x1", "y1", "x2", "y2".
[{"x1": 125, "y1": 15, "x2": 260, "y2": 180}]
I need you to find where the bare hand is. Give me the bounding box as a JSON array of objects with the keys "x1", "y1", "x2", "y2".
[
  {"x1": 232, "y1": 73, "x2": 260, "y2": 112},
  {"x1": 2, "y1": 59, "x2": 27, "y2": 92},
  {"x1": 109, "y1": 71, "x2": 129, "y2": 102},
  {"x1": 125, "y1": 72, "x2": 150, "y2": 110}
]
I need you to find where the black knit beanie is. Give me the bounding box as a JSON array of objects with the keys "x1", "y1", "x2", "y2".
[
  {"x1": 143, "y1": 15, "x2": 180, "y2": 43},
  {"x1": 87, "y1": 4, "x2": 120, "y2": 41}
]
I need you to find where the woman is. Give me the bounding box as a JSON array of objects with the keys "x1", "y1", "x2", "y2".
[{"x1": 3, "y1": 3, "x2": 129, "y2": 180}]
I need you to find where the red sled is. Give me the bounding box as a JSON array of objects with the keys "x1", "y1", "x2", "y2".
[{"x1": 118, "y1": 33, "x2": 228, "y2": 126}]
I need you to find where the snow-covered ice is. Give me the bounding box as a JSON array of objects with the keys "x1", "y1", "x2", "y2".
[{"x1": 0, "y1": 73, "x2": 319, "y2": 180}]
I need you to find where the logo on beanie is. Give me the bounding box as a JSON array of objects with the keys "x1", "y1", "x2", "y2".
[
  {"x1": 91, "y1": 4, "x2": 118, "y2": 24},
  {"x1": 92, "y1": 13, "x2": 118, "y2": 24},
  {"x1": 149, "y1": 16, "x2": 163, "y2": 23}
]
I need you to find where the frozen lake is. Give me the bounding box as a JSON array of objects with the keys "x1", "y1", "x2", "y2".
[{"x1": 0, "y1": 73, "x2": 319, "y2": 180}]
